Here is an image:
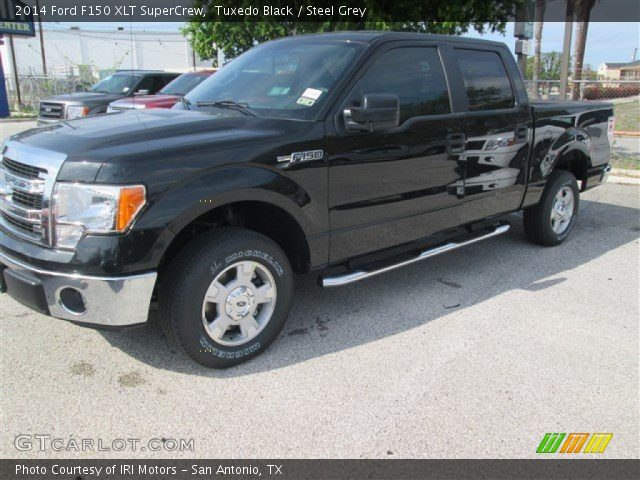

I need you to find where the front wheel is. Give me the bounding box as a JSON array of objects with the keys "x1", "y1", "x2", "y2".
[
  {"x1": 523, "y1": 170, "x2": 580, "y2": 246},
  {"x1": 159, "y1": 227, "x2": 294, "y2": 368}
]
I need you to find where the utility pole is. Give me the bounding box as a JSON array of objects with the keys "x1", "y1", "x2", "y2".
[
  {"x1": 559, "y1": 0, "x2": 574, "y2": 101},
  {"x1": 7, "y1": 34, "x2": 22, "y2": 107},
  {"x1": 36, "y1": 0, "x2": 47, "y2": 74},
  {"x1": 514, "y1": 2, "x2": 534, "y2": 78}
]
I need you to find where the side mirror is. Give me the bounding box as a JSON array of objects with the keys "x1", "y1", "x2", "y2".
[
  {"x1": 345, "y1": 94, "x2": 400, "y2": 133},
  {"x1": 135, "y1": 89, "x2": 149, "y2": 96}
]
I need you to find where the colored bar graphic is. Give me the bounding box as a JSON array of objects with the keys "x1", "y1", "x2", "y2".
[
  {"x1": 537, "y1": 433, "x2": 566, "y2": 453},
  {"x1": 584, "y1": 433, "x2": 613, "y2": 453},
  {"x1": 560, "y1": 433, "x2": 589, "y2": 453},
  {"x1": 537, "y1": 433, "x2": 613, "y2": 454}
]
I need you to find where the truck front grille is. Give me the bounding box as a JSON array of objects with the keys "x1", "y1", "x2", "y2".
[
  {"x1": 1, "y1": 211, "x2": 42, "y2": 238},
  {"x1": 0, "y1": 156, "x2": 49, "y2": 244},
  {"x1": 39, "y1": 102, "x2": 65, "y2": 119},
  {"x1": 2, "y1": 156, "x2": 46, "y2": 179},
  {"x1": 11, "y1": 189, "x2": 44, "y2": 209}
]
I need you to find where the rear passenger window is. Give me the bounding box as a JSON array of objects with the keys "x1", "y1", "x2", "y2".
[
  {"x1": 358, "y1": 47, "x2": 451, "y2": 123},
  {"x1": 455, "y1": 49, "x2": 515, "y2": 111}
]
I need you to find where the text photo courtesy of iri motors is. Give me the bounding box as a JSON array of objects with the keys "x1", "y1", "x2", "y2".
[{"x1": 0, "y1": 1, "x2": 639, "y2": 479}]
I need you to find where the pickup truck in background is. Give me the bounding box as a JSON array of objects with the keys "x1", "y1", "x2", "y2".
[
  {"x1": 37, "y1": 70, "x2": 180, "y2": 124},
  {"x1": 106, "y1": 70, "x2": 216, "y2": 113},
  {"x1": 1, "y1": 32, "x2": 613, "y2": 368}
]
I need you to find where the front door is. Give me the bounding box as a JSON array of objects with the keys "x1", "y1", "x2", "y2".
[{"x1": 326, "y1": 43, "x2": 466, "y2": 263}]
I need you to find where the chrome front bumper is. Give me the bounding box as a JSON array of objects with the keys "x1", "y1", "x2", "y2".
[{"x1": 0, "y1": 252, "x2": 156, "y2": 327}]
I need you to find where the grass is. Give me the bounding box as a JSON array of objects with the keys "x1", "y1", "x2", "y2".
[
  {"x1": 614, "y1": 100, "x2": 640, "y2": 132},
  {"x1": 610, "y1": 153, "x2": 640, "y2": 171},
  {"x1": 9, "y1": 110, "x2": 37, "y2": 119}
]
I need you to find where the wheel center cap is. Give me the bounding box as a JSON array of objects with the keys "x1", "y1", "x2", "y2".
[{"x1": 225, "y1": 287, "x2": 255, "y2": 321}]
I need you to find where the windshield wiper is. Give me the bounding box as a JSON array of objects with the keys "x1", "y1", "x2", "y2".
[
  {"x1": 91, "y1": 89, "x2": 110, "y2": 94},
  {"x1": 196, "y1": 100, "x2": 256, "y2": 117},
  {"x1": 181, "y1": 97, "x2": 192, "y2": 110}
]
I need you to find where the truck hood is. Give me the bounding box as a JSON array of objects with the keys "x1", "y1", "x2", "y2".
[
  {"x1": 45, "y1": 92, "x2": 126, "y2": 104},
  {"x1": 10, "y1": 109, "x2": 284, "y2": 162}
]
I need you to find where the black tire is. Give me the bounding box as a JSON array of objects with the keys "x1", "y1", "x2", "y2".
[
  {"x1": 158, "y1": 227, "x2": 294, "y2": 368},
  {"x1": 523, "y1": 170, "x2": 580, "y2": 246}
]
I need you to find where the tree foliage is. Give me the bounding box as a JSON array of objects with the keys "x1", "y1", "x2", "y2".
[
  {"x1": 182, "y1": 1, "x2": 526, "y2": 63},
  {"x1": 525, "y1": 51, "x2": 566, "y2": 80}
]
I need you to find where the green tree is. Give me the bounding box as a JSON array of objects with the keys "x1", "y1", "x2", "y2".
[
  {"x1": 525, "y1": 51, "x2": 567, "y2": 80},
  {"x1": 182, "y1": 1, "x2": 525, "y2": 63}
]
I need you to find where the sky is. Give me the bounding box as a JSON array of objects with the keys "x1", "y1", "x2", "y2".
[
  {"x1": 45, "y1": 21, "x2": 640, "y2": 67},
  {"x1": 467, "y1": 22, "x2": 640, "y2": 67}
]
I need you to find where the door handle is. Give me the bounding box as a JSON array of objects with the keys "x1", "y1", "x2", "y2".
[{"x1": 446, "y1": 133, "x2": 466, "y2": 155}]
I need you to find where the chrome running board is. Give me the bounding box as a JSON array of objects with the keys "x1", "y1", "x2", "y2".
[{"x1": 321, "y1": 223, "x2": 510, "y2": 287}]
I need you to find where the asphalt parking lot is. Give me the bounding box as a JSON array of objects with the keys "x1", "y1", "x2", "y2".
[{"x1": 1, "y1": 122, "x2": 639, "y2": 459}]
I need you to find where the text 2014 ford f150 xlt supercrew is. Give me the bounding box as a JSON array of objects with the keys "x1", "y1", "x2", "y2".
[{"x1": 0, "y1": 33, "x2": 613, "y2": 367}]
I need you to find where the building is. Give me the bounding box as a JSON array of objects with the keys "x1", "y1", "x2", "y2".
[
  {"x1": 597, "y1": 60, "x2": 640, "y2": 80},
  {"x1": 1, "y1": 25, "x2": 216, "y2": 110},
  {"x1": 1, "y1": 25, "x2": 211, "y2": 79}
]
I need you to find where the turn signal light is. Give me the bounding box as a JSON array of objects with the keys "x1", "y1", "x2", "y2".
[{"x1": 116, "y1": 186, "x2": 146, "y2": 231}]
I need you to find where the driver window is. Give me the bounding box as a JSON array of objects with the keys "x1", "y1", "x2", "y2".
[
  {"x1": 356, "y1": 47, "x2": 451, "y2": 123},
  {"x1": 135, "y1": 76, "x2": 155, "y2": 93}
]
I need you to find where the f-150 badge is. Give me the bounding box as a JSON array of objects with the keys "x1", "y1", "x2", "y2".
[{"x1": 277, "y1": 150, "x2": 324, "y2": 167}]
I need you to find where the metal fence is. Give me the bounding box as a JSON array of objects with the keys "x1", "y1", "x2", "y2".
[
  {"x1": 524, "y1": 80, "x2": 640, "y2": 102},
  {"x1": 4, "y1": 67, "x2": 112, "y2": 112}
]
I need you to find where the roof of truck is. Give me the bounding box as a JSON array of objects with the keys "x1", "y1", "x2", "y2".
[{"x1": 271, "y1": 31, "x2": 507, "y2": 48}]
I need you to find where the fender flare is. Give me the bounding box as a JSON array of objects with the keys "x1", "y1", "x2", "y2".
[
  {"x1": 550, "y1": 127, "x2": 593, "y2": 171},
  {"x1": 136, "y1": 165, "x2": 317, "y2": 239}
]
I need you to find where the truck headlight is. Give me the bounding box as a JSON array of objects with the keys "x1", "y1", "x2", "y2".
[
  {"x1": 66, "y1": 106, "x2": 90, "y2": 119},
  {"x1": 52, "y1": 183, "x2": 146, "y2": 249},
  {"x1": 484, "y1": 138, "x2": 515, "y2": 151}
]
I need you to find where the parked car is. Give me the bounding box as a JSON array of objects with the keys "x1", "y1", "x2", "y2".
[
  {"x1": 1, "y1": 33, "x2": 613, "y2": 368},
  {"x1": 37, "y1": 70, "x2": 180, "y2": 124},
  {"x1": 107, "y1": 70, "x2": 216, "y2": 113}
]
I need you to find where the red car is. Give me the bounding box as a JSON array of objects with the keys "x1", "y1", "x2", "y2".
[{"x1": 107, "y1": 70, "x2": 215, "y2": 112}]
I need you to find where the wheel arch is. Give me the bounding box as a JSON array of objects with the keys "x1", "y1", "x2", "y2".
[
  {"x1": 158, "y1": 195, "x2": 313, "y2": 275},
  {"x1": 552, "y1": 131, "x2": 592, "y2": 189}
]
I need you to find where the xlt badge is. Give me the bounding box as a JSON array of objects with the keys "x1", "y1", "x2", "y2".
[{"x1": 277, "y1": 150, "x2": 324, "y2": 167}]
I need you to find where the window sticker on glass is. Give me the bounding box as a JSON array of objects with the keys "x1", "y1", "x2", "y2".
[
  {"x1": 296, "y1": 97, "x2": 315, "y2": 106},
  {"x1": 302, "y1": 88, "x2": 323, "y2": 100},
  {"x1": 296, "y1": 87, "x2": 324, "y2": 106},
  {"x1": 268, "y1": 86, "x2": 291, "y2": 96}
]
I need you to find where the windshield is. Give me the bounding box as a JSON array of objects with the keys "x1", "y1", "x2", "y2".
[
  {"x1": 90, "y1": 74, "x2": 139, "y2": 94},
  {"x1": 184, "y1": 41, "x2": 363, "y2": 120},
  {"x1": 161, "y1": 73, "x2": 210, "y2": 96}
]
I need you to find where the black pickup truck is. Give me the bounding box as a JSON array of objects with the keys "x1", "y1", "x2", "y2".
[{"x1": 1, "y1": 32, "x2": 613, "y2": 367}]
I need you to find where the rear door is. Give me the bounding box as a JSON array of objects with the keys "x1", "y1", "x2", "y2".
[
  {"x1": 326, "y1": 42, "x2": 466, "y2": 262},
  {"x1": 449, "y1": 46, "x2": 532, "y2": 223}
]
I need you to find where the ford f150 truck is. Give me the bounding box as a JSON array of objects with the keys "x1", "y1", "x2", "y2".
[
  {"x1": 0, "y1": 32, "x2": 613, "y2": 368},
  {"x1": 37, "y1": 70, "x2": 180, "y2": 124}
]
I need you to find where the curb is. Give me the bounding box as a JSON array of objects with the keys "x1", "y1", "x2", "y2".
[
  {"x1": 614, "y1": 131, "x2": 640, "y2": 138},
  {"x1": 611, "y1": 168, "x2": 640, "y2": 178},
  {"x1": 1, "y1": 117, "x2": 38, "y2": 123},
  {"x1": 608, "y1": 175, "x2": 640, "y2": 186}
]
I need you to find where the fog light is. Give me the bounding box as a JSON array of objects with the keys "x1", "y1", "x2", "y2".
[{"x1": 58, "y1": 287, "x2": 86, "y2": 315}]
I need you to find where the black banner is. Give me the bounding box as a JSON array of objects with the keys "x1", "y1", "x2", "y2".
[
  {"x1": 2, "y1": 0, "x2": 640, "y2": 22},
  {"x1": 2, "y1": 459, "x2": 640, "y2": 480}
]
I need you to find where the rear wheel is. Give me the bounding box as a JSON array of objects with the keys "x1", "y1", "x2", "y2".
[
  {"x1": 523, "y1": 170, "x2": 580, "y2": 246},
  {"x1": 159, "y1": 227, "x2": 293, "y2": 368}
]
